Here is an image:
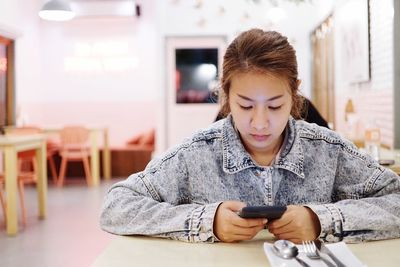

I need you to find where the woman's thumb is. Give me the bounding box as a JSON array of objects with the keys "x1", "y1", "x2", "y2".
[{"x1": 222, "y1": 200, "x2": 246, "y2": 212}]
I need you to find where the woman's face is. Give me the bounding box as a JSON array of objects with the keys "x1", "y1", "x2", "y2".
[{"x1": 229, "y1": 72, "x2": 292, "y2": 156}]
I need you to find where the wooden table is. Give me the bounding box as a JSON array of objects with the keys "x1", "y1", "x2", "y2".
[
  {"x1": 91, "y1": 232, "x2": 400, "y2": 267},
  {"x1": 86, "y1": 127, "x2": 111, "y2": 185},
  {"x1": 380, "y1": 148, "x2": 400, "y2": 175},
  {"x1": 0, "y1": 134, "x2": 47, "y2": 235}
]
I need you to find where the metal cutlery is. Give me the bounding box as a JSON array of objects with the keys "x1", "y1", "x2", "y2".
[
  {"x1": 302, "y1": 240, "x2": 336, "y2": 267},
  {"x1": 317, "y1": 240, "x2": 347, "y2": 267},
  {"x1": 273, "y1": 240, "x2": 312, "y2": 267}
]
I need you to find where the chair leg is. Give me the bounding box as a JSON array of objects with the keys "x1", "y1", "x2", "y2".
[
  {"x1": 82, "y1": 156, "x2": 92, "y2": 186},
  {"x1": 48, "y1": 156, "x2": 58, "y2": 185},
  {"x1": 58, "y1": 157, "x2": 68, "y2": 187},
  {"x1": 17, "y1": 180, "x2": 27, "y2": 226},
  {"x1": 32, "y1": 158, "x2": 38, "y2": 182},
  {"x1": 18, "y1": 158, "x2": 24, "y2": 172},
  {"x1": 0, "y1": 184, "x2": 6, "y2": 223}
]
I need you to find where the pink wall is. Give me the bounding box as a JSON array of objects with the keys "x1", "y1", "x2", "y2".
[
  {"x1": 14, "y1": 0, "x2": 161, "y2": 148},
  {"x1": 21, "y1": 101, "x2": 157, "y2": 147}
]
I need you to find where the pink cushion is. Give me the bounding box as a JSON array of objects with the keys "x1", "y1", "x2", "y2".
[
  {"x1": 126, "y1": 128, "x2": 155, "y2": 146},
  {"x1": 126, "y1": 135, "x2": 142, "y2": 145},
  {"x1": 141, "y1": 129, "x2": 155, "y2": 146}
]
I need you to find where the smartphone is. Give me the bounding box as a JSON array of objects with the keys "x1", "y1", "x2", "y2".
[{"x1": 238, "y1": 205, "x2": 287, "y2": 219}]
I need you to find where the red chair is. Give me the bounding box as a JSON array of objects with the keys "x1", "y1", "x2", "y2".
[{"x1": 57, "y1": 126, "x2": 92, "y2": 187}]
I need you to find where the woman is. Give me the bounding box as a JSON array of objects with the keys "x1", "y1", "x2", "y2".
[{"x1": 100, "y1": 29, "x2": 400, "y2": 244}]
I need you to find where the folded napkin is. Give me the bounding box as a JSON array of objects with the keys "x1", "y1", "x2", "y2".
[{"x1": 263, "y1": 242, "x2": 366, "y2": 267}]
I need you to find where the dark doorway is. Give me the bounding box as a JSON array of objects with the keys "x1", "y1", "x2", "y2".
[{"x1": 0, "y1": 35, "x2": 15, "y2": 129}]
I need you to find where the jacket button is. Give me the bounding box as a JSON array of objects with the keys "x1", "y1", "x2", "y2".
[
  {"x1": 199, "y1": 232, "x2": 208, "y2": 241},
  {"x1": 326, "y1": 234, "x2": 336, "y2": 242}
]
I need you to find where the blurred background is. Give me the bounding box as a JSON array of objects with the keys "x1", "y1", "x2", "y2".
[
  {"x1": 1, "y1": 0, "x2": 398, "y2": 152},
  {"x1": 0, "y1": 0, "x2": 399, "y2": 266}
]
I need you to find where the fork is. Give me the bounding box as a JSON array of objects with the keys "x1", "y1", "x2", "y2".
[{"x1": 302, "y1": 240, "x2": 337, "y2": 267}]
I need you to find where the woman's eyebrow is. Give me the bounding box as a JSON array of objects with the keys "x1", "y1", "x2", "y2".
[{"x1": 237, "y1": 94, "x2": 284, "y2": 102}]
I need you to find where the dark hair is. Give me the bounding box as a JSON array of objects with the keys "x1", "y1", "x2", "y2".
[{"x1": 219, "y1": 29, "x2": 304, "y2": 119}]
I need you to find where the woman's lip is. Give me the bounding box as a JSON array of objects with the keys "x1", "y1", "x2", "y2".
[{"x1": 251, "y1": 134, "x2": 270, "y2": 141}]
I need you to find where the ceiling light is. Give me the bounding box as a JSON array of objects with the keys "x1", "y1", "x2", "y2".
[
  {"x1": 39, "y1": 0, "x2": 75, "y2": 21},
  {"x1": 267, "y1": 7, "x2": 287, "y2": 24}
]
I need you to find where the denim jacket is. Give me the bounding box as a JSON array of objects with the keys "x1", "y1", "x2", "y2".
[{"x1": 100, "y1": 116, "x2": 400, "y2": 243}]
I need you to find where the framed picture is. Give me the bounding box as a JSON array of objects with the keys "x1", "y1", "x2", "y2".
[
  {"x1": 337, "y1": 0, "x2": 370, "y2": 83},
  {"x1": 175, "y1": 47, "x2": 219, "y2": 104},
  {"x1": 164, "y1": 36, "x2": 226, "y2": 147},
  {"x1": 168, "y1": 36, "x2": 225, "y2": 104}
]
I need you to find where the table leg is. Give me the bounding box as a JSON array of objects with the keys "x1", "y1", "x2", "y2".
[
  {"x1": 4, "y1": 147, "x2": 18, "y2": 235},
  {"x1": 90, "y1": 130, "x2": 100, "y2": 186},
  {"x1": 36, "y1": 141, "x2": 47, "y2": 219},
  {"x1": 102, "y1": 128, "x2": 111, "y2": 180}
]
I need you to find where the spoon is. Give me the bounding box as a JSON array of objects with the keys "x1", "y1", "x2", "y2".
[{"x1": 273, "y1": 240, "x2": 311, "y2": 267}]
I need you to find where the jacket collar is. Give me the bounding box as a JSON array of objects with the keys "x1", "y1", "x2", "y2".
[{"x1": 221, "y1": 116, "x2": 305, "y2": 178}]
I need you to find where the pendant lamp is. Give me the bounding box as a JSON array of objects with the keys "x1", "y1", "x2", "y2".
[{"x1": 39, "y1": 0, "x2": 75, "y2": 21}]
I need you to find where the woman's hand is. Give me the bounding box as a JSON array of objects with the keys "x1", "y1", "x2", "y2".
[
  {"x1": 213, "y1": 201, "x2": 267, "y2": 242},
  {"x1": 267, "y1": 205, "x2": 321, "y2": 244}
]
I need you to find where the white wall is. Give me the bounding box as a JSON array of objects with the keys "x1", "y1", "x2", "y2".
[
  {"x1": 333, "y1": 0, "x2": 394, "y2": 148},
  {"x1": 158, "y1": 0, "x2": 334, "y2": 97},
  {"x1": 156, "y1": 0, "x2": 335, "y2": 151}
]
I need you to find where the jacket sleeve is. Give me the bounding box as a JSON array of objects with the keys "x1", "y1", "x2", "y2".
[
  {"x1": 308, "y1": 146, "x2": 400, "y2": 243},
  {"x1": 99, "y1": 148, "x2": 221, "y2": 243}
]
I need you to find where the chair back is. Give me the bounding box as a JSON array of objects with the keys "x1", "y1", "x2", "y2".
[
  {"x1": 60, "y1": 126, "x2": 90, "y2": 148},
  {"x1": 57, "y1": 126, "x2": 92, "y2": 186}
]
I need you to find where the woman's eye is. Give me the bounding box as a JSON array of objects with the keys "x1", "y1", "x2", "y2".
[
  {"x1": 239, "y1": 105, "x2": 252, "y2": 110},
  {"x1": 269, "y1": 105, "x2": 282, "y2": 110}
]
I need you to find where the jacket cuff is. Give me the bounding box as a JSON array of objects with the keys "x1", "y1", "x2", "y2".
[
  {"x1": 187, "y1": 202, "x2": 222, "y2": 243},
  {"x1": 306, "y1": 204, "x2": 344, "y2": 242}
]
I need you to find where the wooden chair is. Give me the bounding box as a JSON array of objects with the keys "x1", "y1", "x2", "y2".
[
  {"x1": 0, "y1": 169, "x2": 36, "y2": 226},
  {"x1": 0, "y1": 179, "x2": 6, "y2": 223},
  {"x1": 7, "y1": 126, "x2": 59, "y2": 184},
  {"x1": 1, "y1": 126, "x2": 58, "y2": 225},
  {"x1": 57, "y1": 126, "x2": 92, "y2": 187}
]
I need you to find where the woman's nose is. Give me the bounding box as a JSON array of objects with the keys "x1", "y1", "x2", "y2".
[{"x1": 251, "y1": 108, "x2": 268, "y2": 130}]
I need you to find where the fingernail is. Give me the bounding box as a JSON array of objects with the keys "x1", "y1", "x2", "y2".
[{"x1": 262, "y1": 219, "x2": 268, "y2": 224}]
